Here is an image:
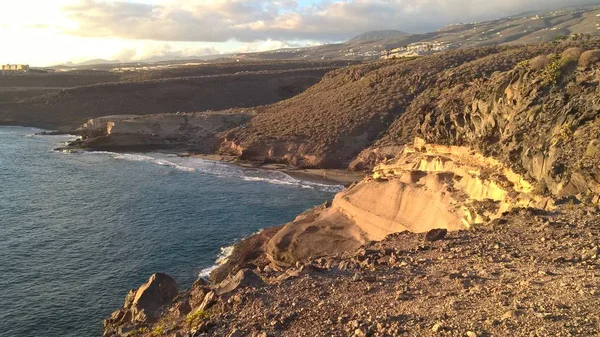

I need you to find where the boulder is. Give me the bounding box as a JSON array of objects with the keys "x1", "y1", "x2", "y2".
[
  {"x1": 131, "y1": 273, "x2": 178, "y2": 318},
  {"x1": 103, "y1": 273, "x2": 178, "y2": 337},
  {"x1": 216, "y1": 269, "x2": 264, "y2": 295},
  {"x1": 425, "y1": 229, "x2": 448, "y2": 242}
]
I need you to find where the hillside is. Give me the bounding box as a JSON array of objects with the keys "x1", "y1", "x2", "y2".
[
  {"x1": 219, "y1": 40, "x2": 599, "y2": 197},
  {"x1": 350, "y1": 30, "x2": 409, "y2": 43},
  {"x1": 244, "y1": 4, "x2": 600, "y2": 61},
  {"x1": 0, "y1": 62, "x2": 354, "y2": 130}
]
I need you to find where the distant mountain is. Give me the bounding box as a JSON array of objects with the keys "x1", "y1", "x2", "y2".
[
  {"x1": 246, "y1": 3, "x2": 600, "y2": 62},
  {"x1": 72, "y1": 59, "x2": 120, "y2": 66},
  {"x1": 349, "y1": 30, "x2": 410, "y2": 43}
]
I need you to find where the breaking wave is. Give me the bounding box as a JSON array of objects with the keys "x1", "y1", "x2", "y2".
[
  {"x1": 57, "y1": 150, "x2": 344, "y2": 192},
  {"x1": 197, "y1": 245, "x2": 235, "y2": 279}
]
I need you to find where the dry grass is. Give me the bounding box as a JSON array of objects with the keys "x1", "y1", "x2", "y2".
[
  {"x1": 579, "y1": 49, "x2": 600, "y2": 68},
  {"x1": 529, "y1": 55, "x2": 550, "y2": 71}
]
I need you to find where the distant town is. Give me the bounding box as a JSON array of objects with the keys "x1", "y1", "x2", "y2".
[{"x1": 1, "y1": 64, "x2": 30, "y2": 73}]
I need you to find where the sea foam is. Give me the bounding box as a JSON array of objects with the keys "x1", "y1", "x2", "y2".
[{"x1": 59, "y1": 150, "x2": 344, "y2": 192}]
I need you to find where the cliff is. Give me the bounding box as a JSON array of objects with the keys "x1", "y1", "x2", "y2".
[
  {"x1": 103, "y1": 205, "x2": 600, "y2": 337},
  {"x1": 71, "y1": 111, "x2": 254, "y2": 152},
  {"x1": 218, "y1": 40, "x2": 600, "y2": 201},
  {"x1": 92, "y1": 40, "x2": 600, "y2": 336}
]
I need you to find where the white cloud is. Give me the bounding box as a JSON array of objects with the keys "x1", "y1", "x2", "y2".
[
  {"x1": 112, "y1": 43, "x2": 222, "y2": 62},
  {"x1": 60, "y1": 0, "x2": 599, "y2": 42},
  {"x1": 1, "y1": 0, "x2": 598, "y2": 65}
]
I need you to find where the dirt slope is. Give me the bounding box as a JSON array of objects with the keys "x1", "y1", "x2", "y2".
[{"x1": 0, "y1": 68, "x2": 336, "y2": 130}]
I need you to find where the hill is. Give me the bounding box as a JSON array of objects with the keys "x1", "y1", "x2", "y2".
[
  {"x1": 220, "y1": 38, "x2": 600, "y2": 196},
  {"x1": 243, "y1": 4, "x2": 600, "y2": 61},
  {"x1": 0, "y1": 61, "x2": 356, "y2": 130},
  {"x1": 350, "y1": 30, "x2": 409, "y2": 43}
]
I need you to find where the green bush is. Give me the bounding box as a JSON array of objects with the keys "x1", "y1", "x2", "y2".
[
  {"x1": 542, "y1": 52, "x2": 577, "y2": 87},
  {"x1": 150, "y1": 325, "x2": 164, "y2": 337},
  {"x1": 542, "y1": 54, "x2": 563, "y2": 86},
  {"x1": 185, "y1": 309, "x2": 210, "y2": 327}
]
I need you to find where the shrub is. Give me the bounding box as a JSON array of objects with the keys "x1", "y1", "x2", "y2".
[
  {"x1": 529, "y1": 55, "x2": 549, "y2": 71},
  {"x1": 561, "y1": 47, "x2": 583, "y2": 62},
  {"x1": 185, "y1": 309, "x2": 210, "y2": 327},
  {"x1": 578, "y1": 49, "x2": 600, "y2": 68},
  {"x1": 150, "y1": 325, "x2": 164, "y2": 337},
  {"x1": 542, "y1": 54, "x2": 563, "y2": 86}
]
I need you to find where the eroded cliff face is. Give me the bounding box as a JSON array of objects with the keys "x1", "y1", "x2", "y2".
[
  {"x1": 263, "y1": 138, "x2": 550, "y2": 267},
  {"x1": 72, "y1": 111, "x2": 254, "y2": 152},
  {"x1": 354, "y1": 47, "x2": 600, "y2": 202},
  {"x1": 217, "y1": 41, "x2": 600, "y2": 173}
]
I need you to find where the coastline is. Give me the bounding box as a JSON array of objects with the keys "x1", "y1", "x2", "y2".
[{"x1": 187, "y1": 153, "x2": 365, "y2": 186}]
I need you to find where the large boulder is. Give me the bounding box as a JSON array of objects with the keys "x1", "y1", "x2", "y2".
[{"x1": 103, "y1": 273, "x2": 178, "y2": 337}]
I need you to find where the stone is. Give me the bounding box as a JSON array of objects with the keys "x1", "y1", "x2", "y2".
[
  {"x1": 132, "y1": 273, "x2": 178, "y2": 318},
  {"x1": 466, "y1": 332, "x2": 478, "y2": 337},
  {"x1": 426, "y1": 229, "x2": 448, "y2": 242},
  {"x1": 216, "y1": 269, "x2": 265, "y2": 295},
  {"x1": 227, "y1": 329, "x2": 244, "y2": 337},
  {"x1": 199, "y1": 291, "x2": 216, "y2": 311},
  {"x1": 174, "y1": 300, "x2": 192, "y2": 317}
]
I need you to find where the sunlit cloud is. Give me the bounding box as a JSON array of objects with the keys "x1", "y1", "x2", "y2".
[{"x1": 0, "y1": 0, "x2": 597, "y2": 66}]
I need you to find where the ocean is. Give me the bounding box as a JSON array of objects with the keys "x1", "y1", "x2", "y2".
[{"x1": 0, "y1": 126, "x2": 339, "y2": 337}]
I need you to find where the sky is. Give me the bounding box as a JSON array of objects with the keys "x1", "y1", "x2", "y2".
[{"x1": 0, "y1": 0, "x2": 597, "y2": 66}]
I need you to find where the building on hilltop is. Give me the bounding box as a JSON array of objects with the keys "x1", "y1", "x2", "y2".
[{"x1": 1, "y1": 64, "x2": 30, "y2": 73}]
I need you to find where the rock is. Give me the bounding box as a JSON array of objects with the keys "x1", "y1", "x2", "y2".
[
  {"x1": 131, "y1": 273, "x2": 178, "y2": 319},
  {"x1": 174, "y1": 300, "x2": 191, "y2": 317},
  {"x1": 466, "y1": 332, "x2": 478, "y2": 337},
  {"x1": 216, "y1": 269, "x2": 264, "y2": 295},
  {"x1": 103, "y1": 273, "x2": 177, "y2": 336},
  {"x1": 432, "y1": 323, "x2": 443, "y2": 332},
  {"x1": 354, "y1": 327, "x2": 367, "y2": 337},
  {"x1": 199, "y1": 291, "x2": 217, "y2": 311},
  {"x1": 426, "y1": 229, "x2": 448, "y2": 242},
  {"x1": 227, "y1": 329, "x2": 244, "y2": 337}
]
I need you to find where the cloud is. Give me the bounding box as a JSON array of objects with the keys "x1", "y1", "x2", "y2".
[
  {"x1": 62, "y1": 0, "x2": 599, "y2": 42},
  {"x1": 112, "y1": 43, "x2": 222, "y2": 62}
]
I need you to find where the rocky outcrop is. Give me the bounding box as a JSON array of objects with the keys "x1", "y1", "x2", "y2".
[
  {"x1": 355, "y1": 45, "x2": 600, "y2": 203},
  {"x1": 71, "y1": 110, "x2": 254, "y2": 152},
  {"x1": 77, "y1": 115, "x2": 139, "y2": 138},
  {"x1": 260, "y1": 138, "x2": 551, "y2": 267},
  {"x1": 104, "y1": 206, "x2": 600, "y2": 337},
  {"x1": 103, "y1": 269, "x2": 267, "y2": 336},
  {"x1": 103, "y1": 273, "x2": 177, "y2": 336}
]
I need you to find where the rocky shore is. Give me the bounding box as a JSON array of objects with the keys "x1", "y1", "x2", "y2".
[{"x1": 103, "y1": 205, "x2": 599, "y2": 337}]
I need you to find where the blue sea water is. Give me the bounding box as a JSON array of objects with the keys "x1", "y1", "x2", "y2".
[{"x1": 0, "y1": 126, "x2": 339, "y2": 337}]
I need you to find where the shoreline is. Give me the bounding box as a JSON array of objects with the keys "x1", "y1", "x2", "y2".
[{"x1": 187, "y1": 153, "x2": 366, "y2": 187}]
